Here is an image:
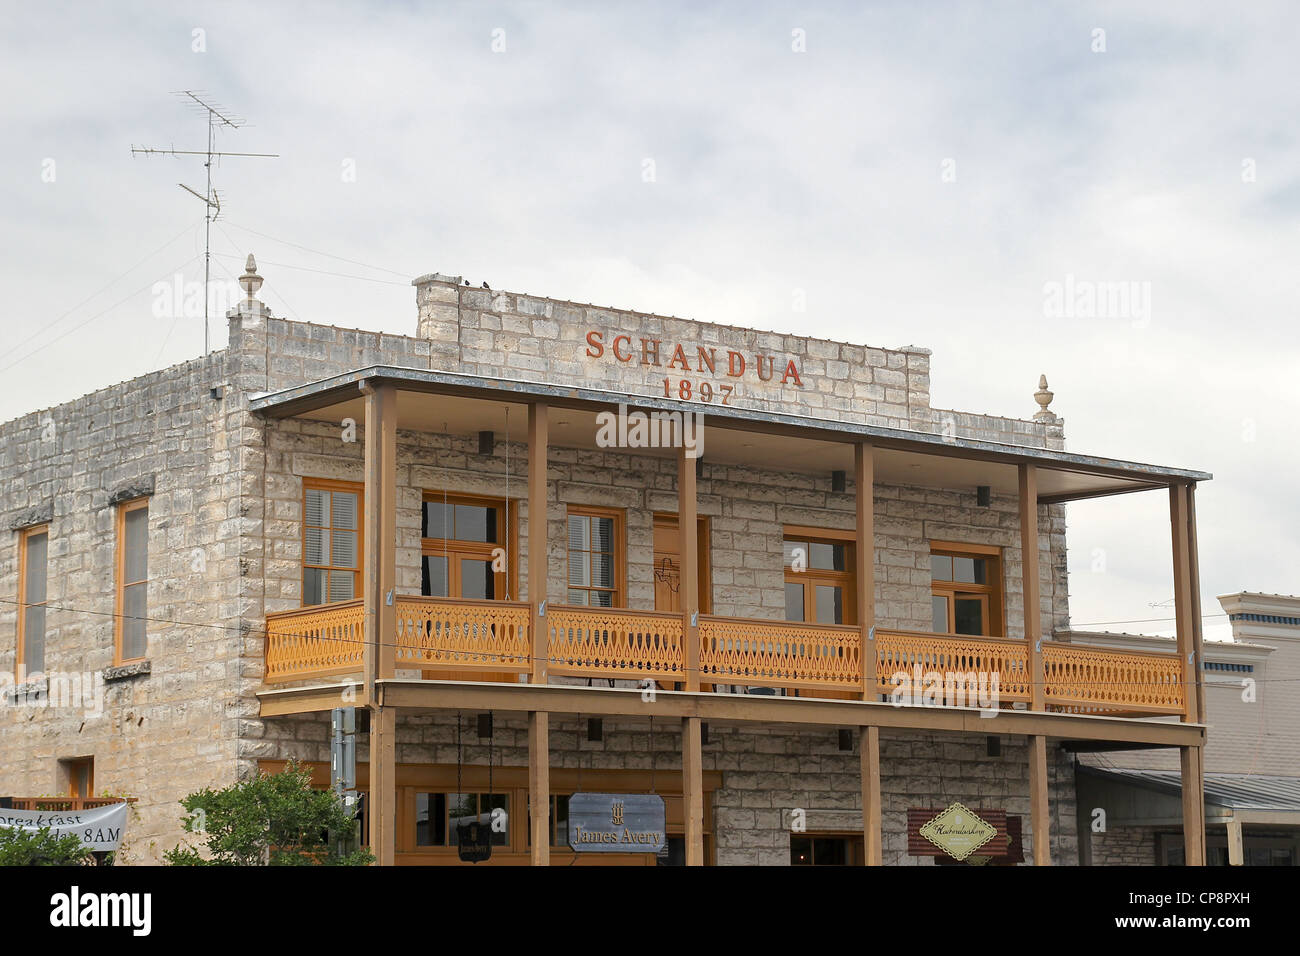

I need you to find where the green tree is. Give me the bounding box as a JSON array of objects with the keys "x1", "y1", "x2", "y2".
[
  {"x1": 0, "y1": 825, "x2": 91, "y2": 866},
  {"x1": 165, "y1": 760, "x2": 372, "y2": 866}
]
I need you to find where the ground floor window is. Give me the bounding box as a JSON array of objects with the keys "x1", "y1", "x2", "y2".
[
  {"x1": 791, "y1": 833, "x2": 864, "y2": 865},
  {"x1": 1159, "y1": 831, "x2": 1298, "y2": 866}
]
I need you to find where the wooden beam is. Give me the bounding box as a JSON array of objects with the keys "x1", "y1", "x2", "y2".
[
  {"x1": 1019, "y1": 465, "x2": 1044, "y2": 710},
  {"x1": 1170, "y1": 484, "x2": 1199, "y2": 723},
  {"x1": 528, "y1": 711, "x2": 550, "y2": 866},
  {"x1": 1180, "y1": 745, "x2": 1206, "y2": 865},
  {"x1": 682, "y1": 716, "x2": 704, "y2": 865},
  {"x1": 855, "y1": 443, "x2": 876, "y2": 700},
  {"x1": 860, "y1": 725, "x2": 882, "y2": 865},
  {"x1": 1186, "y1": 484, "x2": 1207, "y2": 724},
  {"x1": 362, "y1": 382, "x2": 397, "y2": 867},
  {"x1": 1028, "y1": 733, "x2": 1051, "y2": 866},
  {"x1": 1226, "y1": 819, "x2": 1244, "y2": 866},
  {"x1": 678, "y1": 442, "x2": 700, "y2": 693},
  {"x1": 528, "y1": 403, "x2": 549, "y2": 683}
]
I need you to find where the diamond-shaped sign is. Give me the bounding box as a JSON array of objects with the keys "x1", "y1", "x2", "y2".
[{"x1": 918, "y1": 802, "x2": 997, "y2": 861}]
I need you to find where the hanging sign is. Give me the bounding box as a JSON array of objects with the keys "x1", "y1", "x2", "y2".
[
  {"x1": 568, "y1": 793, "x2": 666, "y2": 853},
  {"x1": 910, "y1": 803, "x2": 1001, "y2": 861},
  {"x1": 0, "y1": 803, "x2": 129, "y2": 852}
]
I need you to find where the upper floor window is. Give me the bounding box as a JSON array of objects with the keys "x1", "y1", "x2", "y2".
[
  {"x1": 17, "y1": 524, "x2": 48, "y2": 677},
  {"x1": 303, "y1": 480, "x2": 362, "y2": 606},
  {"x1": 421, "y1": 493, "x2": 510, "y2": 601},
  {"x1": 930, "y1": 542, "x2": 1003, "y2": 637},
  {"x1": 783, "y1": 531, "x2": 855, "y2": 625},
  {"x1": 566, "y1": 507, "x2": 623, "y2": 607},
  {"x1": 115, "y1": 498, "x2": 149, "y2": 663}
]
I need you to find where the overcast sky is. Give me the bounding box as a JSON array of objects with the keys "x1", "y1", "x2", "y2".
[{"x1": 2, "y1": 1, "x2": 1296, "y2": 636}]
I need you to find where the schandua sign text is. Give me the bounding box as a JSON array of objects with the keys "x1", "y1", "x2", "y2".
[{"x1": 568, "y1": 792, "x2": 666, "y2": 853}]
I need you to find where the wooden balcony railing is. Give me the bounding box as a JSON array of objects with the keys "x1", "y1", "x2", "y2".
[
  {"x1": 262, "y1": 602, "x2": 1188, "y2": 719},
  {"x1": 546, "y1": 605, "x2": 687, "y2": 682},
  {"x1": 699, "y1": 615, "x2": 861, "y2": 692},
  {"x1": 1042, "y1": 640, "x2": 1186, "y2": 715},
  {"x1": 395, "y1": 596, "x2": 531, "y2": 675},
  {"x1": 5, "y1": 797, "x2": 135, "y2": 811},
  {"x1": 265, "y1": 599, "x2": 365, "y2": 682},
  {"x1": 874, "y1": 629, "x2": 1032, "y2": 703}
]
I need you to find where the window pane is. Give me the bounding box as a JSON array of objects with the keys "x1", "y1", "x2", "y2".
[
  {"x1": 415, "y1": 793, "x2": 446, "y2": 846},
  {"x1": 25, "y1": 533, "x2": 47, "y2": 603},
  {"x1": 332, "y1": 491, "x2": 357, "y2": 531},
  {"x1": 590, "y1": 517, "x2": 614, "y2": 552},
  {"x1": 931, "y1": 554, "x2": 952, "y2": 581},
  {"x1": 791, "y1": 836, "x2": 812, "y2": 865},
  {"x1": 303, "y1": 568, "x2": 327, "y2": 605},
  {"x1": 454, "y1": 504, "x2": 496, "y2": 543},
  {"x1": 305, "y1": 488, "x2": 328, "y2": 527},
  {"x1": 331, "y1": 529, "x2": 357, "y2": 568},
  {"x1": 567, "y1": 515, "x2": 590, "y2": 552},
  {"x1": 327, "y1": 570, "x2": 355, "y2": 603},
  {"x1": 810, "y1": 542, "x2": 845, "y2": 571},
  {"x1": 590, "y1": 590, "x2": 614, "y2": 608},
  {"x1": 124, "y1": 506, "x2": 148, "y2": 582},
  {"x1": 591, "y1": 553, "x2": 614, "y2": 588},
  {"x1": 568, "y1": 588, "x2": 589, "y2": 605},
  {"x1": 954, "y1": 597, "x2": 984, "y2": 636},
  {"x1": 24, "y1": 605, "x2": 45, "y2": 674},
  {"x1": 461, "y1": 559, "x2": 495, "y2": 600},
  {"x1": 568, "y1": 549, "x2": 591, "y2": 587},
  {"x1": 783, "y1": 541, "x2": 807, "y2": 569},
  {"x1": 952, "y1": 557, "x2": 979, "y2": 584},
  {"x1": 785, "y1": 582, "x2": 805, "y2": 622},
  {"x1": 815, "y1": 585, "x2": 843, "y2": 624},
  {"x1": 423, "y1": 501, "x2": 452, "y2": 539},
  {"x1": 931, "y1": 595, "x2": 949, "y2": 633},
  {"x1": 447, "y1": 793, "x2": 476, "y2": 844},
  {"x1": 482, "y1": 793, "x2": 509, "y2": 846},
  {"x1": 813, "y1": 838, "x2": 848, "y2": 865},
  {"x1": 304, "y1": 527, "x2": 328, "y2": 566},
  {"x1": 122, "y1": 581, "x2": 147, "y2": 659},
  {"x1": 551, "y1": 795, "x2": 569, "y2": 847},
  {"x1": 422, "y1": 556, "x2": 448, "y2": 598}
]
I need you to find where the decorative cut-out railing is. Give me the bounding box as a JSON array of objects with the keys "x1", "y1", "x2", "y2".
[
  {"x1": 1042, "y1": 641, "x2": 1186, "y2": 715},
  {"x1": 698, "y1": 615, "x2": 861, "y2": 692},
  {"x1": 874, "y1": 629, "x2": 1032, "y2": 703},
  {"x1": 395, "y1": 596, "x2": 531, "y2": 675},
  {"x1": 546, "y1": 606, "x2": 687, "y2": 682},
  {"x1": 265, "y1": 599, "x2": 365, "y2": 682}
]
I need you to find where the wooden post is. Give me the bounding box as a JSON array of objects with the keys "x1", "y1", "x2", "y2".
[
  {"x1": 1180, "y1": 745, "x2": 1206, "y2": 866},
  {"x1": 855, "y1": 443, "x2": 876, "y2": 700},
  {"x1": 528, "y1": 711, "x2": 550, "y2": 866},
  {"x1": 528, "y1": 403, "x2": 549, "y2": 683},
  {"x1": 1226, "y1": 819, "x2": 1244, "y2": 866},
  {"x1": 678, "y1": 442, "x2": 700, "y2": 693},
  {"x1": 860, "y1": 725, "x2": 882, "y2": 865},
  {"x1": 362, "y1": 381, "x2": 397, "y2": 866},
  {"x1": 1019, "y1": 465, "x2": 1045, "y2": 711},
  {"x1": 1186, "y1": 484, "x2": 1207, "y2": 723},
  {"x1": 1170, "y1": 484, "x2": 1200, "y2": 723},
  {"x1": 682, "y1": 716, "x2": 704, "y2": 865},
  {"x1": 1028, "y1": 734, "x2": 1051, "y2": 866}
]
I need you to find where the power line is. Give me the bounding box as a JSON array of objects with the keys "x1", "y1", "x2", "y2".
[
  {"x1": 210, "y1": 252, "x2": 410, "y2": 286},
  {"x1": 222, "y1": 220, "x2": 413, "y2": 279},
  {"x1": 1068, "y1": 613, "x2": 1229, "y2": 629}
]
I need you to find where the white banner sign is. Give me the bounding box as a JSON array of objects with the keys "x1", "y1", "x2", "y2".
[{"x1": 0, "y1": 803, "x2": 129, "y2": 851}]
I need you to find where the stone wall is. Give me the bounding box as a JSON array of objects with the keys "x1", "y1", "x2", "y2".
[{"x1": 1090, "y1": 826, "x2": 1159, "y2": 865}]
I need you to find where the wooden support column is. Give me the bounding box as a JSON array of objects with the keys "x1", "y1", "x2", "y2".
[
  {"x1": 1019, "y1": 465, "x2": 1045, "y2": 711},
  {"x1": 528, "y1": 711, "x2": 550, "y2": 866},
  {"x1": 682, "y1": 716, "x2": 704, "y2": 866},
  {"x1": 1028, "y1": 733, "x2": 1051, "y2": 866},
  {"x1": 1180, "y1": 745, "x2": 1207, "y2": 866},
  {"x1": 1186, "y1": 483, "x2": 1207, "y2": 723},
  {"x1": 859, "y1": 725, "x2": 882, "y2": 865},
  {"x1": 528, "y1": 403, "x2": 549, "y2": 683},
  {"x1": 362, "y1": 381, "x2": 397, "y2": 866},
  {"x1": 678, "y1": 442, "x2": 700, "y2": 693},
  {"x1": 855, "y1": 443, "x2": 876, "y2": 700},
  {"x1": 1170, "y1": 484, "x2": 1200, "y2": 723},
  {"x1": 1226, "y1": 819, "x2": 1244, "y2": 866}
]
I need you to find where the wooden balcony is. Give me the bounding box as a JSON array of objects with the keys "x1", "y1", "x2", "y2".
[{"x1": 263, "y1": 600, "x2": 1188, "y2": 718}]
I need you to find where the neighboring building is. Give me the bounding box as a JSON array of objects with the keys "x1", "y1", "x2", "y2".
[
  {"x1": 0, "y1": 257, "x2": 1212, "y2": 865},
  {"x1": 1075, "y1": 592, "x2": 1300, "y2": 865}
]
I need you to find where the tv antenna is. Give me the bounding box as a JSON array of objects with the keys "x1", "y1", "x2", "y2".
[{"x1": 131, "y1": 91, "x2": 278, "y2": 355}]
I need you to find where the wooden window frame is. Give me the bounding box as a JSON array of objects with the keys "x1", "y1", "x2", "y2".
[
  {"x1": 565, "y1": 505, "x2": 627, "y2": 609},
  {"x1": 16, "y1": 523, "x2": 49, "y2": 678},
  {"x1": 790, "y1": 831, "x2": 866, "y2": 866},
  {"x1": 782, "y1": 526, "x2": 857, "y2": 626},
  {"x1": 114, "y1": 497, "x2": 149, "y2": 664},
  {"x1": 929, "y1": 540, "x2": 1004, "y2": 638},
  {"x1": 301, "y1": 478, "x2": 364, "y2": 608},
  {"x1": 420, "y1": 491, "x2": 519, "y2": 601}
]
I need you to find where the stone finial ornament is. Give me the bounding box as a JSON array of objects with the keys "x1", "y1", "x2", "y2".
[
  {"x1": 239, "y1": 253, "x2": 264, "y2": 304},
  {"x1": 1033, "y1": 374, "x2": 1056, "y2": 421}
]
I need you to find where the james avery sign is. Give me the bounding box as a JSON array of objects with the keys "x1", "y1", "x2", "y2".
[
  {"x1": 0, "y1": 803, "x2": 129, "y2": 851},
  {"x1": 568, "y1": 793, "x2": 666, "y2": 853}
]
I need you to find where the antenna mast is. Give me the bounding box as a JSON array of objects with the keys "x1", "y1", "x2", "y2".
[{"x1": 132, "y1": 91, "x2": 278, "y2": 355}]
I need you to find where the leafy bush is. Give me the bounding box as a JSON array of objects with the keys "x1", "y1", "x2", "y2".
[
  {"x1": 0, "y1": 825, "x2": 92, "y2": 866},
  {"x1": 165, "y1": 760, "x2": 373, "y2": 866}
]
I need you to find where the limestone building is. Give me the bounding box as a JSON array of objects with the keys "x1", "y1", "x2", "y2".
[{"x1": 0, "y1": 257, "x2": 1212, "y2": 865}]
